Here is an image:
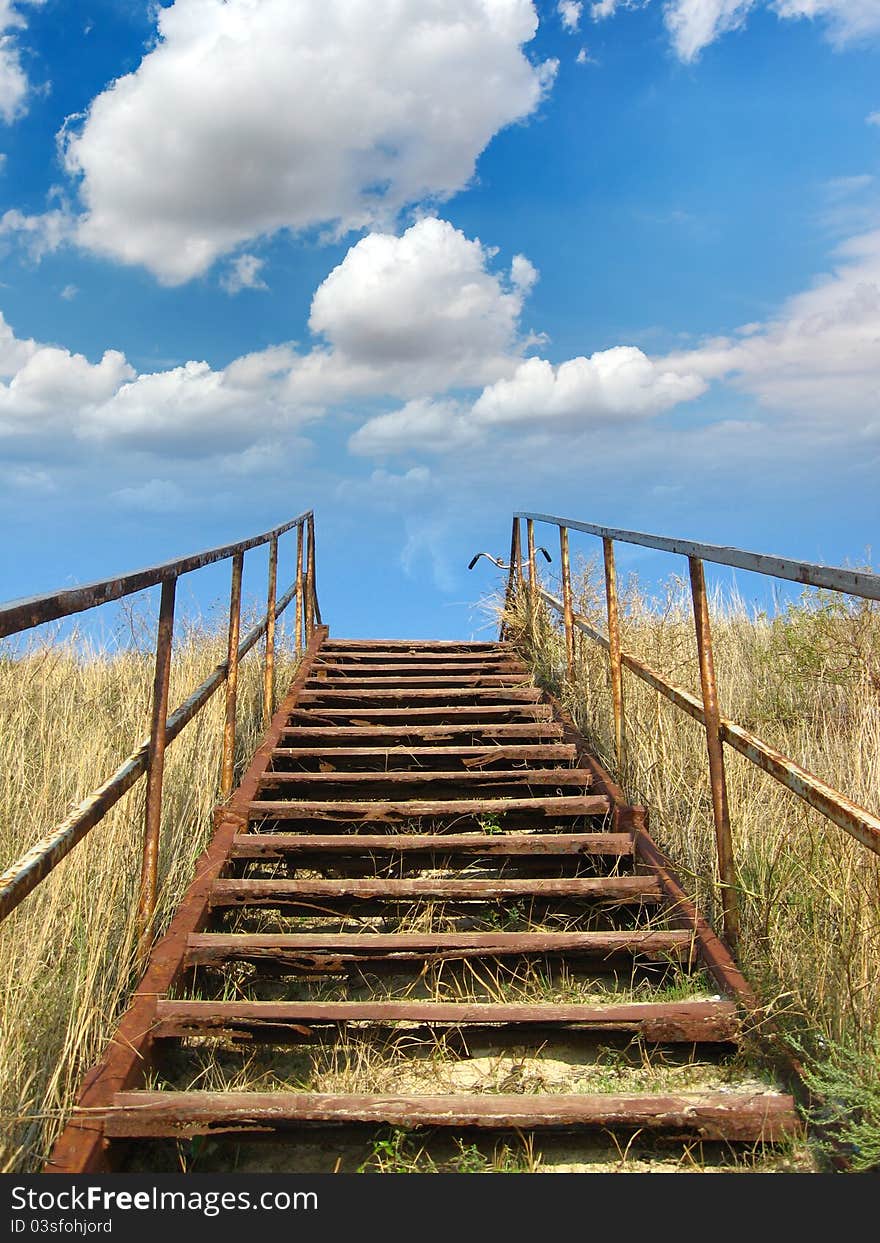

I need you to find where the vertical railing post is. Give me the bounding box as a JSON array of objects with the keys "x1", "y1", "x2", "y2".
[
  {"x1": 136, "y1": 575, "x2": 176, "y2": 963},
  {"x1": 295, "y1": 521, "x2": 304, "y2": 658},
  {"x1": 688, "y1": 556, "x2": 740, "y2": 950},
  {"x1": 304, "y1": 519, "x2": 314, "y2": 642},
  {"x1": 262, "y1": 535, "x2": 278, "y2": 730},
  {"x1": 526, "y1": 518, "x2": 537, "y2": 637},
  {"x1": 308, "y1": 512, "x2": 321, "y2": 626},
  {"x1": 559, "y1": 525, "x2": 574, "y2": 681},
  {"x1": 221, "y1": 552, "x2": 244, "y2": 800},
  {"x1": 603, "y1": 537, "x2": 625, "y2": 777},
  {"x1": 501, "y1": 518, "x2": 521, "y2": 640}
]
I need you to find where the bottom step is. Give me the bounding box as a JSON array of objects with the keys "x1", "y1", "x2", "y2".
[{"x1": 104, "y1": 1091, "x2": 799, "y2": 1143}]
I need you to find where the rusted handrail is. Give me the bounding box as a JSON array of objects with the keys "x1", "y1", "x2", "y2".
[
  {"x1": 0, "y1": 513, "x2": 321, "y2": 951},
  {"x1": 506, "y1": 512, "x2": 880, "y2": 951}
]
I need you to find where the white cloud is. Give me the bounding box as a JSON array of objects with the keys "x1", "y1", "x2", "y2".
[
  {"x1": 349, "y1": 397, "x2": 479, "y2": 457},
  {"x1": 0, "y1": 213, "x2": 542, "y2": 458},
  {"x1": 82, "y1": 360, "x2": 291, "y2": 454},
  {"x1": 350, "y1": 346, "x2": 707, "y2": 456},
  {"x1": 0, "y1": 340, "x2": 132, "y2": 437},
  {"x1": 0, "y1": 2, "x2": 45, "y2": 124},
  {"x1": 868, "y1": 111, "x2": 880, "y2": 126},
  {"x1": 61, "y1": 0, "x2": 554, "y2": 284},
  {"x1": 60, "y1": 283, "x2": 77, "y2": 301},
  {"x1": 558, "y1": 1, "x2": 583, "y2": 29},
  {"x1": 596, "y1": 1, "x2": 880, "y2": 59},
  {"x1": 772, "y1": 2, "x2": 880, "y2": 46},
  {"x1": 305, "y1": 217, "x2": 530, "y2": 392},
  {"x1": 221, "y1": 253, "x2": 268, "y2": 295},
  {"x1": 472, "y1": 348, "x2": 707, "y2": 424},
  {"x1": 590, "y1": 0, "x2": 643, "y2": 19},
  {"x1": 664, "y1": 1, "x2": 757, "y2": 61},
  {"x1": 0, "y1": 206, "x2": 72, "y2": 260},
  {"x1": 662, "y1": 228, "x2": 880, "y2": 416}
]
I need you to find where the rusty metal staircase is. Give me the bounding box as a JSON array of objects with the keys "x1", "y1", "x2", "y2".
[{"x1": 47, "y1": 629, "x2": 799, "y2": 1173}]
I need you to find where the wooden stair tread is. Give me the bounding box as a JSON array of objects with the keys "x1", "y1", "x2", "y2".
[
  {"x1": 230, "y1": 832, "x2": 633, "y2": 857},
  {"x1": 103, "y1": 1090, "x2": 798, "y2": 1141},
  {"x1": 279, "y1": 724, "x2": 567, "y2": 740},
  {"x1": 269, "y1": 744, "x2": 578, "y2": 762},
  {"x1": 186, "y1": 930, "x2": 694, "y2": 968},
  {"x1": 287, "y1": 705, "x2": 554, "y2": 720},
  {"x1": 208, "y1": 875, "x2": 661, "y2": 905},
  {"x1": 152, "y1": 998, "x2": 739, "y2": 1041},
  {"x1": 257, "y1": 768, "x2": 593, "y2": 788},
  {"x1": 247, "y1": 796, "x2": 610, "y2": 825}
]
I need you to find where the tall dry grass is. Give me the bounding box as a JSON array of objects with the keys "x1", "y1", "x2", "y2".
[
  {"x1": 0, "y1": 606, "x2": 300, "y2": 1172},
  {"x1": 504, "y1": 559, "x2": 880, "y2": 1165}
]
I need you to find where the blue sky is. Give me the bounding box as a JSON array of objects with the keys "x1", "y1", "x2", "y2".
[{"x1": 0, "y1": 0, "x2": 878, "y2": 640}]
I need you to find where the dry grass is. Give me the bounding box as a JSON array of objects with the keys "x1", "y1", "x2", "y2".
[
  {"x1": 0, "y1": 606, "x2": 301, "y2": 1172},
  {"x1": 502, "y1": 558, "x2": 880, "y2": 1164}
]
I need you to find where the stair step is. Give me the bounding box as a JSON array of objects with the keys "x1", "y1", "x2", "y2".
[
  {"x1": 230, "y1": 832, "x2": 633, "y2": 859},
  {"x1": 104, "y1": 1090, "x2": 798, "y2": 1142},
  {"x1": 298, "y1": 687, "x2": 544, "y2": 704},
  {"x1": 321, "y1": 641, "x2": 509, "y2": 652},
  {"x1": 279, "y1": 724, "x2": 567, "y2": 742},
  {"x1": 269, "y1": 744, "x2": 578, "y2": 765},
  {"x1": 311, "y1": 663, "x2": 525, "y2": 676},
  {"x1": 247, "y1": 795, "x2": 611, "y2": 822},
  {"x1": 258, "y1": 768, "x2": 593, "y2": 791},
  {"x1": 288, "y1": 705, "x2": 553, "y2": 721},
  {"x1": 186, "y1": 929, "x2": 695, "y2": 969},
  {"x1": 208, "y1": 875, "x2": 661, "y2": 908},
  {"x1": 151, "y1": 998, "x2": 740, "y2": 1042}
]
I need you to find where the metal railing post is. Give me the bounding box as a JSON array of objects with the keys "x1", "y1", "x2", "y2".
[
  {"x1": 527, "y1": 518, "x2": 537, "y2": 635},
  {"x1": 136, "y1": 576, "x2": 176, "y2": 961},
  {"x1": 220, "y1": 552, "x2": 244, "y2": 800},
  {"x1": 304, "y1": 520, "x2": 314, "y2": 643},
  {"x1": 602, "y1": 537, "x2": 625, "y2": 777},
  {"x1": 500, "y1": 517, "x2": 521, "y2": 639},
  {"x1": 295, "y1": 521, "x2": 304, "y2": 658},
  {"x1": 308, "y1": 512, "x2": 321, "y2": 626},
  {"x1": 559, "y1": 525, "x2": 574, "y2": 680},
  {"x1": 688, "y1": 556, "x2": 740, "y2": 949},
  {"x1": 262, "y1": 535, "x2": 278, "y2": 729}
]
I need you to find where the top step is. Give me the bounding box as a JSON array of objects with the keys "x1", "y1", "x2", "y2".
[{"x1": 323, "y1": 640, "x2": 510, "y2": 651}]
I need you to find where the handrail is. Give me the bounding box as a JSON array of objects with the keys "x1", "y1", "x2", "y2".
[
  {"x1": 515, "y1": 511, "x2": 880, "y2": 602},
  {"x1": 0, "y1": 512, "x2": 310, "y2": 639},
  {"x1": 505, "y1": 513, "x2": 880, "y2": 951},
  {"x1": 0, "y1": 511, "x2": 321, "y2": 958}
]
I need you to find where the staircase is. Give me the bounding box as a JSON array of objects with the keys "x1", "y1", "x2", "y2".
[{"x1": 48, "y1": 631, "x2": 800, "y2": 1173}]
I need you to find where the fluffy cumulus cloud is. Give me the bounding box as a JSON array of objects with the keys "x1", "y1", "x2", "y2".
[
  {"x1": 594, "y1": 0, "x2": 880, "y2": 60},
  {"x1": 61, "y1": 0, "x2": 555, "y2": 284},
  {"x1": 304, "y1": 217, "x2": 532, "y2": 391},
  {"x1": 349, "y1": 346, "x2": 707, "y2": 455},
  {"x1": 0, "y1": 1, "x2": 44, "y2": 124},
  {"x1": 472, "y1": 348, "x2": 707, "y2": 423},
  {"x1": 0, "y1": 315, "x2": 132, "y2": 438},
  {"x1": 0, "y1": 216, "x2": 549, "y2": 457}
]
